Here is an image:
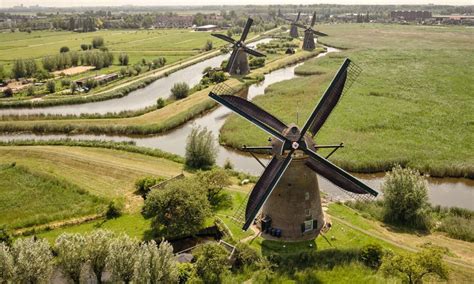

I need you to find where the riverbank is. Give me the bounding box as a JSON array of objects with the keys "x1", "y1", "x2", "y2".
[{"x1": 219, "y1": 24, "x2": 474, "y2": 178}]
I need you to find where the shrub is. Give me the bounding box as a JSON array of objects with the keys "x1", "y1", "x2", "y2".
[
  {"x1": 0, "y1": 226, "x2": 12, "y2": 246},
  {"x1": 223, "y1": 159, "x2": 234, "y2": 170},
  {"x1": 46, "y1": 80, "x2": 56, "y2": 93},
  {"x1": 234, "y1": 243, "x2": 261, "y2": 269},
  {"x1": 3, "y1": 88, "x2": 13, "y2": 98},
  {"x1": 177, "y1": 263, "x2": 193, "y2": 284},
  {"x1": 185, "y1": 126, "x2": 217, "y2": 169},
  {"x1": 84, "y1": 78, "x2": 97, "y2": 90},
  {"x1": 134, "y1": 176, "x2": 163, "y2": 198},
  {"x1": 61, "y1": 78, "x2": 71, "y2": 87},
  {"x1": 382, "y1": 165, "x2": 432, "y2": 230},
  {"x1": 107, "y1": 234, "x2": 138, "y2": 283},
  {"x1": 80, "y1": 44, "x2": 89, "y2": 51},
  {"x1": 60, "y1": 46, "x2": 70, "y2": 53},
  {"x1": 0, "y1": 243, "x2": 14, "y2": 282},
  {"x1": 118, "y1": 53, "x2": 129, "y2": 66},
  {"x1": 55, "y1": 233, "x2": 86, "y2": 283},
  {"x1": 133, "y1": 64, "x2": 142, "y2": 74},
  {"x1": 11, "y1": 237, "x2": 53, "y2": 283},
  {"x1": 26, "y1": 85, "x2": 35, "y2": 96},
  {"x1": 171, "y1": 82, "x2": 189, "y2": 100},
  {"x1": 92, "y1": 36, "x2": 104, "y2": 49},
  {"x1": 157, "y1": 97, "x2": 165, "y2": 109},
  {"x1": 84, "y1": 230, "x2": 115, "y2": 283},
  {"x1": 249, "y1": 57, "x2": 265, "y2": 68},
  {"x1": 152, "y1": 57, "x2": 166, "y2": 69},
  {"x1": 196, "y1": 168, "x2": 231, "y2": 207},
  {"x1": 194, "y1": 243, "x2": 230, "y2": 283},
  {"x1": 360, "y1": 244, "x2": 384, "y2": 269},
  {"x1": 204, "y1": 40, "x2": 213, "y2": 51},
  {"x1": 105, "y1": 201, "x2": 122, "y2": 219}
]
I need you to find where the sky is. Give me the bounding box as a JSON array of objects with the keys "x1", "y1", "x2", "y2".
[{"x1": 1, "y1": 0, "x2": 472, "y2": 8}]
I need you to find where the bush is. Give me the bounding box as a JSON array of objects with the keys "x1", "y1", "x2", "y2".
[
  {"x1": 46, "y1": 80, "x2": 56, "y2": 93},
  {"x1": 26, "y1": 85, "x2": 35, "y2": 96},
  {"x1": 360, "y1": 244, "x2": 384, "y2": 269},
  {"x1": 234, "y1": 243, "x2": 261, "y2": 269},
  {"x1": 249, "y1": 57, "x2": 265, "y2": 69},
  {"x1": 0, "y1": 226, "x2": 12, "y2": 246},
  {"x1": 92, "y1": 36, "x2": 104, "y2": 49},
  {"x1": 152, "y1": 57, "x2": 166, "y2": 69},
  {"x1": 84, "y1": 78, "x2": 97, "y2": 90},
  {"x1": 60, "y1": 46, "x2": 70, "y2": 53},
  {"x1": 185, "y1": 126, "x2": 217, "y2": 169},
  {"x1": 80, "y1": 44, "x2": 89, "y2": 51},
  {"x1": 382, "y1": 166, "x2": 432, "y2": 231},
  {"x1": 204, "y1": 40, "x2": 213, "y2": 51},
  {"x1": 61, "y1": 78, "x2": 71, "y2": 87},
  {"x1": 194, "y1": 243, "x2": 230, "y2": 284},
  {"x1": 3, "y1": 88, "x2": 13, "y2": 98},
  {"x1": 118, "y1": 53, "x2": 129, "y2": 66},
  {"x1": 196, "y1": 168, "x2": 231, "y2": 207},
  {"x1": 105, "y1": 201, "x2": 122, "y2": 219},
  {"x1": 171, "y1": 82, "x2": 189, "y2": 100},
  {"x1": 134, "y1": 176, "x2": 163, "y2": 198},
  {"x1": 157, "y1": 97, "x2": 165, "y2": 109}
]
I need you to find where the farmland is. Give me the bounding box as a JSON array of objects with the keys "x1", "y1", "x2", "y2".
[{"x1": 220, "y1": 24, "x2": 474, "y2": 178}]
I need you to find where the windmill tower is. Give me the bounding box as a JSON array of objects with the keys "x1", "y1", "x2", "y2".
[
  {"x1": 211, "y1": 18, "x2": 265, "y2": 76},
  {"x1": 209, "y1": 59, "x2": 377, "y2": 241},
  {"x1": 295, "y1": 12, "x2": 328, "y2": 51},
  {"x1": 279, "y1": 11, "x2": 302, "y2": 38}
]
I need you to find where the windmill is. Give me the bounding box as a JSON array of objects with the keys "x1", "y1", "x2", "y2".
[
  {"x1": 211, "y1": 18, "x2": 265, "y2": 76},
  {"x1": 295, "y1": 12, "x2": 328, "y2": 51},
  {"x1": 209, "y1": 58, "x2": 378, "y2": 241},
  {"x1": 279, "y1": 11, "x2": 302, "y2": 38}
]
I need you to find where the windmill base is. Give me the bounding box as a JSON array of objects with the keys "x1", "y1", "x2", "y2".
[
  {"x1": 260, "y1": 155, "x2": 325, "y2": 241},
  {"x1": 229, "y1": 48, "x2": 250, "y2": 76},
  {"x1": 290, "y1": 24, "x2": 299, "y2": 38},
  {"x1": 303, "y1": 30, "x2": 316, "y2": 51}
]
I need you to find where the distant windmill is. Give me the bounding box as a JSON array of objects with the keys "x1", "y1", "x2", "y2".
[
  {"x1": 279, "y1": 11, "x2": 302, "y2": 38},
  {"x1": 295, "y1": 12, "x2": 328, "y2": 51},
  {"x1": 211, "y1": 18, "x2": 265, "y2": 76},
  {"x1": 209, "y1": 58, "x2": 377, "y2": 241}
]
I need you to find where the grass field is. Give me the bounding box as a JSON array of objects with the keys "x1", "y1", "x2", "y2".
[
  {"x1": 0, "y1": 164, "x2": 105, "y2": 229},
  {"x1": 0, "y1": 29, "x2": 231, "y2": 72},
  {"x1": 0, "y1": 146, "x2": 184, "y2": 216},
  {"x1": 220, "y1": 24, "x2": 474, "y2": 178}
]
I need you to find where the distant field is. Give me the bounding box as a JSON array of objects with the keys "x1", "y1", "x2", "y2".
[
  {"x1": 0, "y1": 29, "x2": 229, "y2": 71},
  {"x1": 220, "y1": 24, "x2": 474, "y2": 178},
  {"x1": 0, "y1": 164, "x2": 105, "y2": 229}
]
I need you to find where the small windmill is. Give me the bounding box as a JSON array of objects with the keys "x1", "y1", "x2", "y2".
[
  {"x1": 295, "y1": 12, "x2": 328, "y2": 51},
  {"x1": 279, "y1": 11, "x2": 302, "y2": 38},
  {"x1": 209, "y1": 58, "x2": 377, "y2": 241},
  {"x1": 211, "y1": 18, "x2": 265, "y2": 76}
]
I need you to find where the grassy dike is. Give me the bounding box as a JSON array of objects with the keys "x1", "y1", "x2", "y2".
[{"x1": 219, "y1": 24, "x2": 474, "y2": 178}]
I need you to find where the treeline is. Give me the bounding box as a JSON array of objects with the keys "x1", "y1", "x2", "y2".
[{"x1": 42, "y1": 50, "x2": 114, "y2": 71}]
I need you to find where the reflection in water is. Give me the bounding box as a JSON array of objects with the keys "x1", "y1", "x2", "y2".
[{"x1": 1, "y1": 46, "x2": 473, "y2": 209}]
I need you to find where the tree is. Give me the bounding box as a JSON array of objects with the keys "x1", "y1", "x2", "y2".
[
  {"x1": 60, "y1": 46, "x2": 70, "y2": 53},
  {"x1": 152, "y1": 57, "x2": 166, "y2": 69},
  {"x1": 142, "y1": 178, "x2": 211, "y2": 238},
  {"x1": 118, "y1": 53, "x2": 129, "y2": 66},
  {"x1": 84, "y1": 230, "x2": 115, "y2": 283},
  {"x1": 133, "y1": 240, "x2": 178, "y2": 283},
  {"x1": 11, "y1": 237, "x2": 53, "y2": 283},
  {"x1": 382, "y1": 166, "x2": 432, "y2": 230},
  {"x1": 12, "y1": 59, "x2": 26, "y2": 79},
  {"x1": 170, "y1": 82, "x2": 189, "y2": 100},
  {"x1": 193, "y1": 243, "x2": 230, "y2": 284},
  {"x1": 46, "y1": 80, "x2": 56, "y2": 93},
  {"x1": 55, "y1": 233, "x2": 86, "y2": 283},
  {"x1": 234, "y1": 243, "x2": 261, "y2": 269},
  {"x1": 133, "y1": 64, "x2": 142, "y2": 74},
  {"x1": 157, "y1": 98, "x2": 165, "y2": 109},
  {"x1": 107, "y1": 234, "x2": 138, "y2": 283},
  {"x1": 204, "y1": 40, "x2": 213, "y2": 51},
  {"x1": 61, "y1": 79, "x2": 71, "y2": 88},
  {"x1": 381, "y1": 248, "x2": 448, "y2": 284},
  {"x1": 0, "y1": 243, "x2": 13, "y2": 283},
  {"x1": 196, "y1": 168, "x2": 231, "y2": 207},
  {"x1": 92, "y1": 36, "x2": 104, "y2": 49},
  {"x1": 185, "y1": 126, "x2": 217, "y2": 169},
  {"x1": 24, "y1": 59, "x2": 37, "y2": 77},
  {"x1": 70, "y1": 82, "x2": 78, "y2": 94}
]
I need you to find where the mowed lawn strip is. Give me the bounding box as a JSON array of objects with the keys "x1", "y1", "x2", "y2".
[
  {"x1": 0, "y1": 165, "x2": 105, "y2": 229},
  {"x1": 220, "y1": 24, "x2": 474, "y2": 178}
]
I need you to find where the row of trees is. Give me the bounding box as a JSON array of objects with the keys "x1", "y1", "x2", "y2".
[
  {"x1": 42, "y1": 50, "x2": 114, "y2": 72},
  {"x1": 11, "y1": 58, "x2": 37, "y2": 79},
  {"x1": 0, "y1": 231, "x2": 178, "y2": 283}
]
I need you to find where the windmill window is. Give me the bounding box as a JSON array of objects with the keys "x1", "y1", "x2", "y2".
[
  {"x1": 304, "y1": 220, "x2": 313, "y2": 232},
  {"x1": 305, "y1": 209, "x2": 311, "y2": 217},
  {"x1": 305, "y1": 192, "x2": 310, "y2": 200}
]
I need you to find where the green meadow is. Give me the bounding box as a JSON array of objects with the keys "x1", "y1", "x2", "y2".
[
  {"x1": 220, "y1": 24, "x2": 474, "y2": 178},
  {"x1": 0, "y1": 29, "x2": 230, "y2": 72}
]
